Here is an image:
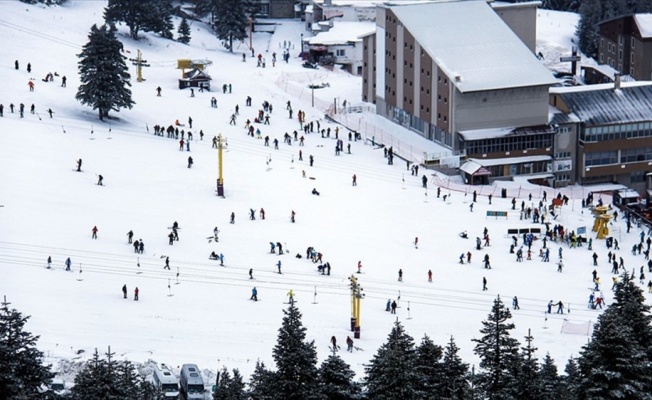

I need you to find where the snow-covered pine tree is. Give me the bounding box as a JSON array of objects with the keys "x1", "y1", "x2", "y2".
[
  {"x1": 364, "y1": 320, "x2": 418, "y2": 399},
  {"x1": 559, "y1": 357, "x2": 580, "y2": 400},
  {"x1": 472, "y1": 295, "x2": 521, "y2": 399},
  {"x1": 104, "y1": 0, "x2": 174, "y2": 40},
  {"x1": 610, "y1": 273, "x2": 652, "y2": 361},
  {"x1": 0, "y1": 301, "x2": 54, "y2": 398},
  {"x1": 116, "y1": 359, "x2": 159, "y2": 400},
  {"x1": 76, "y1": 24, "x2": 134, "y2": 121},
  {"x1": 514, "y1": 329, "x2": 540, "y2": 399},
  {"x1": 575, "y1": 0, "x2": 603, "y2": 59},
  {"x1": 213, "y1": 0, "x2": 248, "y2": 52},
  {"x1": 247, "y1": 361, "x2": 274, "y2": 400},
  {"x1": 271, "y1": 303, "x2": 320, "y2": 400},
  {"x1": 538, "y1": 353, "x2": 562, "y2": 400},
  {"x1": 214, "y1": 367, "x2": 233, "y2": 400},
  {"x1": 228, "y1": 369, "x2": 246, "y2": 400},
  {"x1": 439, "y1": 336, "x2": 470, "y2": 400},
  {"x1": 318, "y1": 353, "x2": 362, "y2": 400},
  {"x1": 178, "y1": 17, "x2": 192, "y2": 44},
  {"x1": 576, "y1": 315, "x2": 650, "y2": 399},
  {"x1": 413, "y1": 334, "x2": 444, "y2": 397}
]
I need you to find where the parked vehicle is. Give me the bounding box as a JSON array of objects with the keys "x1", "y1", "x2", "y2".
[
  {"x1": 179, "y1": 364, "x2": 204, "y2": 400},
  {"x1": 152, "y1": 363, "x2": 180, "y2": 399}
]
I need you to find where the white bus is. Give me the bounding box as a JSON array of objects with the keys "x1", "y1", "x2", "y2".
[
  {"x1": 152, "y1": 364, "x2": 180, "y2": 399},
  {"x1": 179, "y1": 364, "x2": 205, "y2": 400}
]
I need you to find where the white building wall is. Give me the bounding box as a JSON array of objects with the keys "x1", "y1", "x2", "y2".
[
  {"x1": 396, "y1": 24, "x2": 404, "y2": 110},
  {"x1": 376, "y1": 26, "x2": 385, "y2": 100}
]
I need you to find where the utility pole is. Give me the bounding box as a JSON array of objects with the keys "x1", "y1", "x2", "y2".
[
  {"x1": 129, "y1": 50, "x2": 150, "y2": 82},
  {"x1": 216, "y1": 133, "x2": 228, "y2": 197}
]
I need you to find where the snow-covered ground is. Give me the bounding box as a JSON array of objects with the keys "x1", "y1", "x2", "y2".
[{"x1": 1, "y1": 1, "x2": 639, "y2": 389}]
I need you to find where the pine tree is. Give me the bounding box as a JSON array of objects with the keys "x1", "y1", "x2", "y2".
[
  {"x1": 413, "y1": 335, "x2": 443, "y2": 397},
  {"x1": 0, "y1": 301, "x2": 54, "y2": 398},
  {"x1": 364, "y1": 320, "x2": 418, "y2": 399},
  {"x1": 439, "y1": 336, "x2": 470, "y2": 400},
  {"x1": 610, "y1": 273, "x2": 652, "y2": 358},
  {"x1": 515, "y1": 329, "x2": 540, "y2": 399},
  {"x1": 318, "y1": 354, "x2": 362, "y2": 400},
  {"x1": 76, "y1": 24, "x2": 134, "y2": 121},
  {"x1": 560, "y1": 357, "x2": 580, "y2": 400},
  {"x1": 228, "y1": 369, "x2": 246, "y2": 400},
  {"x1": 576, "y1": 0, "x2": 603, "y2": 59},
  {"x1": 213, "y1": 0, "x2": 248, "y2": 52},
  {"x1": 178, "y1": 17, "x2": 192, "y2": 44},
  {"x1": 248, "y1": 361, "x2": 274, "y2": 400},
  {"x1": 214, "y1": 367, "x2": 233, "y2": 400},
  {"x1": 271, "y1": 303, "x2": 320, "y2": 400},
  {"x1": 577, "y1": 315, "x2": 650, "y2": 399},
  {"x1": 472, "y1": 295, "x2": 521, "y2": 399},
  {"x1": 538, "y1": 353, "x2": 561, "y2": 400},
  {"x1": 104, "y1": 0, "x2": 174, "y2": 40}
]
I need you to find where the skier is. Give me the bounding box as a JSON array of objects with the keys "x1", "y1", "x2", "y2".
[
  {"x1": 482, "y1": 277, "x2": 488, "y2": 291},
  {"x1": 386, "y1": 299, "x2": 391, "y2": 311},
  {"x1": 76, "y1": 159, "x2": 82, "y2": 172},
  {"x1": 187, "y1": 156, "x2": 193, "y2": 168},
  {"x1": 398, "y1": 269, "x2": 403, "y2": 282},
  {"x1": 213, "y1": 227, "x2": 219, "y2": 242},
  {"x1": 428, "y1": 269, "x2": 432, "y2": 282},
  {"x1": 352, "y1": 174, "x2": 357, "y2": 186},
  {"x1": 97, "y1": 174, "x2": 103, "y2": 186},
  {"x1": 219, "y1": 253, "x2": 224, "y2": 266},
  {"x1": 260, "y1": 208, "x2": 265, "y2": 219},
  {"x1": 391, "y1": 300, "x2": 397, "y2": 314},
  {"x1": 250, "y1": 209, "x2": 256, "y2": 220},
  {"x1": 357, "y1": 261, "x2": 362, "y2": 274},
  {"x1": 91, "y1": 226, "x2": 98, "y2": 239},
  {"x1": 122, "y1": 284, "x2": 127, "y2": 299},
  {"x1": 249, "y1": 268, "x2": 254, "y2": 279},
  {"x1": 346, "y1": 336, "x2": 354, "y2": 352},
  {"x1": 164, "y1": 257, "x2": 170, "y2": 270},
  {"x1": 127, "y1": 230, "x2": 134, "y2": 244},
  {"x1": 287, "y1": 289, "x2": 295, "y2": 304},
  {"x1": 291, "y1": 210, "x2": 296, "y2": 223},
  {"x1": 547, "y1": 300, "x2": 553, "y2": 314},
  {"x1": 414, "y1": 237, "x2": 419, "y2": 249},
  {"x1": 556, "y1": 301, "x2": 564, "y2": 314},
  {"x1": 61, "y1": 75, "x2": 66, "y2": 87},
  {"x1": 168, "y1": 232, "x2": 175, "y2": 245},
  {"x1": 513, "y1": 296, "x2": 520, "y2": 310},
  {"x1": 47, "y1": 256, "x2": 52, "y2": 269},
  {"x1": 134, "y1": 287, "x2": 139, "y2": 301},
  {"x1": 230, "y1": 212, "x2": 235, "y2": 224},
  {"x1": 156, "y1": 86, "x2": 162, "y2": 96},
  {"x1": 277, "y1": 260, "x2": 282, "y2": 274},
  {"x1": 330, "y1": 336, "x2": 338, "y2": 352},
  {"x1": 251, "y1": 287, "x2": 258, "y2": 301},
  {"x1": 138, "y1": 240, "x2": 144, "y2": 254}
]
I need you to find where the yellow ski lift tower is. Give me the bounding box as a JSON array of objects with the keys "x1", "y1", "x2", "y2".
[
  {"x1": 216, "y1": 134, "x2": 227, "y2": 197},
  {"x1": 349, "y1": 275, "x2": 364, "y2": 338},
  {"x1": 592, "y1": 206, "x2": 611, "y2": 239}
]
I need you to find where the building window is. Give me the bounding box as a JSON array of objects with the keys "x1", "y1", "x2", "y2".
[
  {"x1": 619, "y1": 35, "x2": 624, "y2": 45},
  {"x1": 444, "y1": 116, "x2": 447, "y2": 122},
  {"x1": 426, "y1": 107, "x2": 429, "y2": 112},
  {"x1": 444, "y1": 78, "x2": 448, "y2": 84},
  {"x1": 438, "y1": 76, "x2": 441, "y2": 82},
  {"x1": 426, "y1": 89, "x2": 429, "y2": 95},
  {"x1": 336, "y1": 49, "x2": 345, "y2": 57},
  {"x1": 438, "y1": 113, "x2": 441, "y2": 119},
  {"x1": 600, "y1": 54, "x2": 604, "y2": 63},
  {"x1": 619, "y1": 49, "x2": 623, "y2": 60},
  {"x1": 632, "y1": 37, "x2": 635, "y2": 48},
  {"x1": 631, "y1": 171, "x2": 645, "y2": 183},
  {"x1": 631, "y1": 53, "x2": 635, "y2": 64},
  {"x1": 601, "y1": 38, "x2": 604, "y2": 47},
  {"x1": 630, "y1": 67, "x2": 635, "y2": 75},
  {"x1": 444, "y1": 97, "x2": 447, "y2": 103},
  {"x1": 438, "y1": 95, "x2": 441, "y2": 101}
]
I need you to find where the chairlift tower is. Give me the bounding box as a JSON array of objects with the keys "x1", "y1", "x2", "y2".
[{"x1": 129, "y1": 50, "x2": 150, "y2": 82}]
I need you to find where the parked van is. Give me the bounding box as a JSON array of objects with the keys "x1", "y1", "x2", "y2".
[
  {"x1": 179, "y1": 364, "x2": 205, "y2": 400},
  {"x1": 152, "y1": 363, "x2": 179, "y2": 399}
]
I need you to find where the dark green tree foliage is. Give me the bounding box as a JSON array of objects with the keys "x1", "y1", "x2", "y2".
[
  {"x1": 538, "y1": 353, "x2": 562, "y2": 400},
  {"x1": 577, "y1": 317, "x2": 649, "y2": 399},
  {"x1": 515, "y1": 330, "x2": 540, "y2": 399},
  {"x1": 560, "y1": 357, "x2": 580, "y2": 400},
  {"x1": 271, "y1": 304, "x2": 320, "y2": 400},
  {"x1": 576, "y1": 274, "x2": 652, "y2": 398},
  {"x1": 247, "y1": 361, "x2": 274, "y2": 400},
  {"x1": 178, "y1": 17, "x2": 192, "y2": 44},
  {"x1": 413, "y1": 335, "x2": 443, "y2": 397},
  {"x1": 0, "y1": 302, "x2": 54, "y2": 399},
  {"x1": 213, "y1": 0, "x2": 248, "y2": 52},
  {"x1": 76, "y1": 24, "x2": 134, "y2": 121},
  {"x1": 439, "y1": 336, "x2": 470, "y2": 400},
  {"x1": 472, "y1": 295, "x2": 521, "y2": 400},
  {"x1": 318, "y1": 354, "x2": 362, "y2": 400},
  {"x1": 104, "y1": 0, "x2": 174, "y2": 40},
  {"x1": 70, "y1": 348, "x2": 157, "y2": 400},
  {"x1": 540, "y1": 0, "x2": 580, "y2": 11},
  {"x1": 214, "y1": 367, "x2": 246, "y2": 400},
  {"x1": 364, "y1": 320, "x2": 419, "y2": 400},
  {"x1": 191, "y1": 0, "x2": 215, "y2": 18}
]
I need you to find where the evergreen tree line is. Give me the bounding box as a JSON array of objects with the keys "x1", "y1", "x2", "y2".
[{"x1": 3, "y1": 273, "x2": 652, "y2": 399}]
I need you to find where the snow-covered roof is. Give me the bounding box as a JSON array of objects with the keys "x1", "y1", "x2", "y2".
[
  {"x1": 581, "y1": 63, "x2": 619, "y2": 80},
  {"x1": 491, "y1": 1, "x2": 542, "y2": 10},
  {"x1": 308, "y1": 22, "x2": 375, "y2": 45},
  {"x1": 458, "y1": 125, "x2": 553, "y2": 141},
  {"x1": 634, "y1": 14, "x2": 652, "y2": 38},
  {"x1": 549, "y1": 80, "x2": 652, "y2": 94},
  {"x1": 554, "y1": 82, "x2": 652, "y2": 125},
  {"x1": 459, "y1": 159, "x2": 489, "y2": 175},
  {"x1": 389, "y1": 1, "x2": 557, "y2": 92},
  {"x1": 469, "y1": 155, "x2": 552, "y2": 167}
]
